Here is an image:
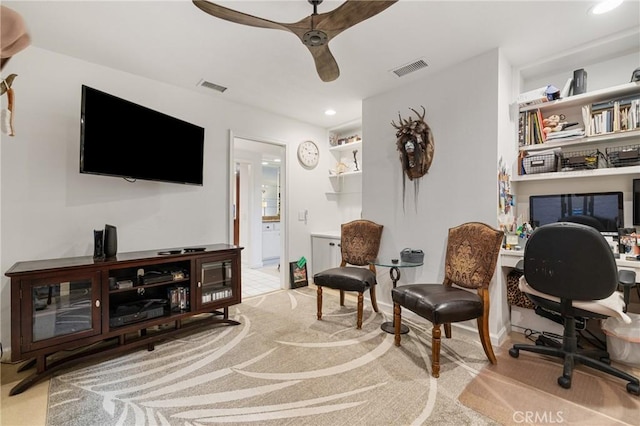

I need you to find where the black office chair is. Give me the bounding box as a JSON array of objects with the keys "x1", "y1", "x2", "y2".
[{"x1": 509, "y1": 222, "x2": 640, "y2": 396}]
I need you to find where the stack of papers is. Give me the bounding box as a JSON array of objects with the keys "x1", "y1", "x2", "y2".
[{"x1": 545, "y1": 128, "x2": 585, "y2": 141}]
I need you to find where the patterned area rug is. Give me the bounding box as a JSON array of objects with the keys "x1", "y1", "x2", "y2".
[
  {"x1": 458, "y1": 347, "x2": 640, "y2": 425},
  {"x1": 46, "y1": 287, "x2": 496, "y2": 425}
]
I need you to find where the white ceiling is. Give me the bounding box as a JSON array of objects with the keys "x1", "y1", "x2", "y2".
[{"x1": 4, "y1": 0, "x2": 640, "y2": 129}]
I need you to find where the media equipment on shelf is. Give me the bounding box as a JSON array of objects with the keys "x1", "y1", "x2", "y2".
[
  {"x1": 139, "y1": 268, "x2": 188, "y2": 285},
  {"x1": 109, "y1": 299, "x2": 168, "y2": 327},
  {"x1": 80, "y1": 85, "x2": 205, "y2": 186},
  {"x1": 529, "y1": 191, "x2": 623, "y2": 236}
]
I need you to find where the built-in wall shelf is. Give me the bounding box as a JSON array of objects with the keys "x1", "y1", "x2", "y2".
[
  {"x1": 329, "y1": 170, "x2": 362, "y2": 178},
  {"x1": 518, "y1": 82, "x2": 639, "y2": 113},
  {"x1": 512, "y1": 165, "x2": 640, "y2": 182},
  {"x1": 520, "y1": 129, "x2": 640, "y2": 152},
  {"x1": 325, "y1": 191, "x2": 361, "y2": 196},
  {"x1": 329, "y1": 140, "x2": 362, "y2": 153}
]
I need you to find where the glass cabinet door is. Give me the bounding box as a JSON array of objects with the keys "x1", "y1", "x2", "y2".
[
  {"x1": 196, "y1": 258, "x2": 239, "y2": 309},
  {"x1": 23, "y1": 272, "x2": 101, "y2": 352}
]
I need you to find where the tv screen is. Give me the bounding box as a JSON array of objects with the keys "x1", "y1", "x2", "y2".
[
  {"x1": 80, "y1": 85, "x2": 204, "y2": 185},
  {"x1": 529, "y1": 191, "x2": 623, "y2": 236}
]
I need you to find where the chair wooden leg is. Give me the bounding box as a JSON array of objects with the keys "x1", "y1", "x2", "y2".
[
  {"x1": 432, "y1": 324, "x2": 441, "y2": 378},
  {"x1": 340, "y1": 289, "x2": 345, "y2": 306},
  {"x1": 477, "y1": 314, "x2": 496, "y2": 364},
  {"x1": 444, "y1": 323, "x2": 452, "y2": 339},
  {"x1": 356, "y1": 292, "x2": 364, "y2": 329},
  {"x1": 369, "y1": 285, "x2": 379, "y2": 312},
  {"x1": 317, "y1": 286, "x2": 323, "y2": 320},
  {"x1": 394, "y1": 303, "x2": 402, "y2": 346}
]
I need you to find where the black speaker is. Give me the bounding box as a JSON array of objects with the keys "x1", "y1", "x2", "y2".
[
  {"x1": 93, "y1": 229, "x2": 104, "y2": 260},
  {"x1": 104, "y1": 224, "x2": 118, "y2": 258},
  {"x1": 572, "y1": 68, "x2": 587, "y2": 95},
  {"x1": 633, "y1": 179, "x2": 640, "y2": 226}
]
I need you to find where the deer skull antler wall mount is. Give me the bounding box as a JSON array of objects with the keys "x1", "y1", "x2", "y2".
[{"x1": 391, "y1": 106, "x2": 435, "y2": 209}]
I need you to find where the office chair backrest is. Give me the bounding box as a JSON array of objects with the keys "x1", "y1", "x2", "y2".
[
  {"x1": 340, "y1": 220, "x2": 383, "y2": 267},
  {"x1": 524, "y1": 222, "x2": 618, "y2": 301}
]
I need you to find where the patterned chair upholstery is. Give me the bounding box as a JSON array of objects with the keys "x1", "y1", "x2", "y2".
[
  {"x1": 391, "y1": 222, "x2": 504, "y2": 377},
  {"x1": 313, "y1": 220, "x2": 383, "y2": 329}
]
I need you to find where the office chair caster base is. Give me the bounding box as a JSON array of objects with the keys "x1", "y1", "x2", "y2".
[
  {"x1": 558, "y1": 375, "x2": 572, "y2": 389},
  {"x1": 508, "y1": 348, "x2": 519, "y2": 358},
  {"x1": 627, "y1": 382, "x2": 640, "y2": 396}
]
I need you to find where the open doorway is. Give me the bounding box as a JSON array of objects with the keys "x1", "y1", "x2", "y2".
[{"x1": 231, "y1": 135, "x2": 286, "y2": 295}]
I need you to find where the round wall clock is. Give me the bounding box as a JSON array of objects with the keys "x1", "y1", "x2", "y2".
[{"x1": 297, "y1": 140, "x2": 319, "y2": 169}]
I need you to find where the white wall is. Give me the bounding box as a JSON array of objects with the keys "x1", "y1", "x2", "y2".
[
  {"x1": 523, "y1": 52, "x2": 638, "y2": 94},
  {"x1": 0, "y1": 46, "x2": 336, "y2": 353},
  {"x1": 362, "y1": 49, "x2": 506, "y2": 342}
]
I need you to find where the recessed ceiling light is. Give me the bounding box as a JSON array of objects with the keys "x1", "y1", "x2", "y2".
[
  {"x1": 590, "y1": 0, "x2": 624, "y2": 15},
  {"x1": 324, "y1": 109, "x2": 336, "y2": 116},
  {"x1": 274, "y1": 158, "x2": 281, "y2": 162},
  {"x1": 261, "y1": 161, "x2": 268, "y2": 165}
]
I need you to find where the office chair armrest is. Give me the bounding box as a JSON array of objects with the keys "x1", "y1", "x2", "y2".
[{"x1": 618, "y1": 269, "x2": 637, "y2": 312}]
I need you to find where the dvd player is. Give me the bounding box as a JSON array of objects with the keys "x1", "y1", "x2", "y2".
[{"x1": 109, "y1": 299, "x2": 167, "y2": 327}]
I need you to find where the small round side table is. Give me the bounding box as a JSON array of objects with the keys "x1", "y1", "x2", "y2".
[{"x1": 371, "y1": 258, "x2": 423, "y2": 334}]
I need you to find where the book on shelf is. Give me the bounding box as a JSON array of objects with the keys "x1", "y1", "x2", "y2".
[
  {"x1": 521, "y1": 109, "x2": 546, "y2": 146},
  {"x1": 518, "y1": 112, "x2": 526, "y2": 146},
  {"x1": 588, "y1": 95, "x2": 640, "y2": 136},
  {"x1": 545, "y1": 128, "x2": 585, "y2": 141},
  {"x1": 536, "y1": 109, "x2": 547, "y2": 143}
]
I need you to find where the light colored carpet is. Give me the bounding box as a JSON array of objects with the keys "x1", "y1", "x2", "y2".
[
  {"x1": 46, "y1": 287, "x2": 497, "y2": 425},
  {"x1": 458, "y1": 348, "x2": 640, "y2": 425}
]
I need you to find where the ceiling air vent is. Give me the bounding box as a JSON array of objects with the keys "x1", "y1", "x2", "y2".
[
  {"x1": 391, "y1": 59, "x2": 428, "y2": 78},
  {"x1": 198, "y1": 79, "x2": 227, "y2": 93}
]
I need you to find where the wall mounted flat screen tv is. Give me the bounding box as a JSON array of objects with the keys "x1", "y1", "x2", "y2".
[
  {"x1": 529, "y1": 191, "x2": 623, "y2": 236},
  {"x1": 80, "y1": 85, "x2": 204, "y2": 185}
]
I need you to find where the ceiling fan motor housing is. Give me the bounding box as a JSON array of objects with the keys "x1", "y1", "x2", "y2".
[{"x1": 303, "y1": 29, "x2": 328, "y2": 47}]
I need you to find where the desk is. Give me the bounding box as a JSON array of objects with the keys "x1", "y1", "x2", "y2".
[
  {"x1": 500, "y1": 249, "x2": 640, "y2": 273},
  {"x1": 499, "y1": 249, "x2": 640, "y2": 334},
  {"x1": 372, "y1": 259, "x2": 423, "y2": 334}
]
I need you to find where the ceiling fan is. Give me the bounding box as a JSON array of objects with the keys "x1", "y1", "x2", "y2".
[{"x1": 192, "y1": 0, "x2": 398, "y2": 82}]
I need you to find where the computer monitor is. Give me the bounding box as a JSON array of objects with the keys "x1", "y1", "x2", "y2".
[{"x1": 529, "y1": 191, "x2": 623, "y2": 236}]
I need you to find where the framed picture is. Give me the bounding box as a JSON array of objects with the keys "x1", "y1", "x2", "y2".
[{"x1": 289, "y1": 261, "x2": 308, "y2": 289}]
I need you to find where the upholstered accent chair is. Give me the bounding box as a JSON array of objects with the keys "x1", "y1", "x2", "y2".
[
  {"x1": 313, "y1": 219, "x2": 383, "y2": 329},
  {"x1": 391, "y1": 222, "x2": 504, "y2": 377}
]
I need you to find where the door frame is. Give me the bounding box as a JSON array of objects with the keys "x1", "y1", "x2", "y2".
[{"x1": 228, "y1": 130, "x2": 287, "y2": 289}]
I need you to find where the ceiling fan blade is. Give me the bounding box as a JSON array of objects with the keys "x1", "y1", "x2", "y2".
[
  {"x1": 192, "y1": 0, "x2": 288, "y2": 31},
  {"x1": 192, "y1": 0, "x2": 398, "y2": 82},
  {"x1": 313, "y1": 0, "x2": 398, "y2": 37},
  {"x1": 307, "y1": 44, "x2": 340, "y2": 82}
]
